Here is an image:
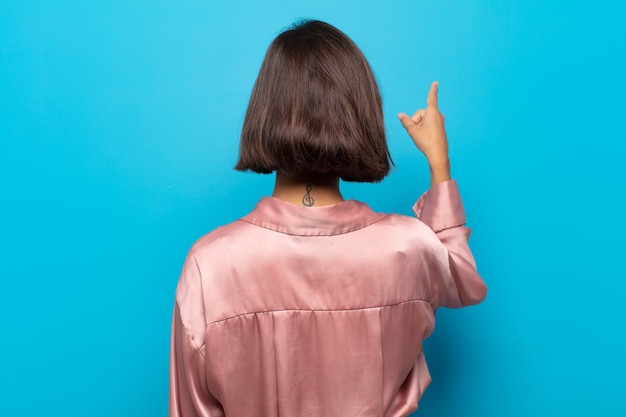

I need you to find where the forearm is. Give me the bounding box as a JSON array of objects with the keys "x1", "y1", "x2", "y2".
[{"x1": 428, "y1": 157, "x2": 451, "y2": 187}]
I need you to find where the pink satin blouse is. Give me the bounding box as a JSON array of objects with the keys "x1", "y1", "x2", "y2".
[{"x1": 170, "y1": 180, "x2": 487, "y2": 417}]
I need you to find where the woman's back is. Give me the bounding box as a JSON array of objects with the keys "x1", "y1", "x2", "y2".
[{"x1": 171, "y1": 182, "x2": 486, "y2": 417}]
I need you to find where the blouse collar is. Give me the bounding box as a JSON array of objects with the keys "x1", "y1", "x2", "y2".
[{"x1": 240, "y1": 196, "x2": 386, "y2": 236}]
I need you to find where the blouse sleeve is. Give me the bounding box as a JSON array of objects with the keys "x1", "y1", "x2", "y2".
[
  {"x1": 413, "y1": 180, "x2": 488, "y2": 308},
  {"x1": 169, "y1": 255, "x2": 224, "y2": 417}
]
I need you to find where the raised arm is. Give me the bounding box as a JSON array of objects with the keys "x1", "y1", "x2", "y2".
[{"x1": 399, "y1": 82, "x2": 487, "y2": 308}]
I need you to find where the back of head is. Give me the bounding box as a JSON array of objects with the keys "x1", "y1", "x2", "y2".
[{"x1": 235, "y1": 20, "x2": 391, "y2": 182}]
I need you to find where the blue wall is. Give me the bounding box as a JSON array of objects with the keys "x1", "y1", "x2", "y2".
[{"x1": 1, "y1": 1, "x2": 625, "y2": 416}]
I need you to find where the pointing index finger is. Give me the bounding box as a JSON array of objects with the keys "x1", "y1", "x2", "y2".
[{"x1": 427, "y1": 81, "x2": 438, "y2": 109}]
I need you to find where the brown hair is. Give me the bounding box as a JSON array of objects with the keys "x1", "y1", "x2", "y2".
[{"x1": 234, "y1": 20, "x2": 392, "y2": 182}]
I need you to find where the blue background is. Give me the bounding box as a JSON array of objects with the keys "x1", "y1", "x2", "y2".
[{"x1": 1, "y1": 1, "x2": 625, "y2": 416}]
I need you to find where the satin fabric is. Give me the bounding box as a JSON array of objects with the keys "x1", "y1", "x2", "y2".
[{"x1": 170, "y1": 180, "x2": 487, "y2": 417}]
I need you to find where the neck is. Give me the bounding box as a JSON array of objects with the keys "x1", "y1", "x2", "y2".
[{"x1": 272, "y1": 173, "x2": 344, "y2": 207}]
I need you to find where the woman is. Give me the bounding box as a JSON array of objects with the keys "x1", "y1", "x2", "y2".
[{"x1": 170, "y1": 20, "x2": 487, "y2": 417}]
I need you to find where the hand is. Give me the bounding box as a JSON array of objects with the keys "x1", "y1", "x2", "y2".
[{"x1": 398, "y1": 81, "x2": 451, "y2": 185}]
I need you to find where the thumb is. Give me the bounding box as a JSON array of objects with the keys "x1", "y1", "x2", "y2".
[{"x1": 397, "y1": 112, "x2": 415, "y2": 131}]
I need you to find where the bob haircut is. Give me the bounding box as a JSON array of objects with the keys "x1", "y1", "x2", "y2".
[{"x1": 235, "y1": 20, "x2": 392, "y2": 183}]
